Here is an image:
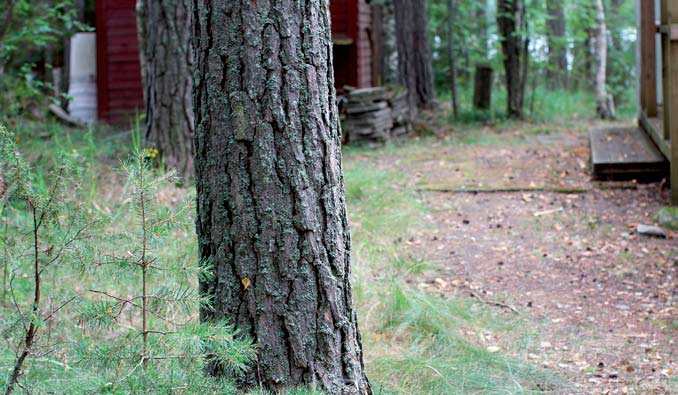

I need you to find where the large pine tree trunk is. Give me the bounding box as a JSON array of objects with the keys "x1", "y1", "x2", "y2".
[
  {"x1": 593, "y1": 0, "x2": 615, "y2": 119},
  {"x1": 497, "y1": 0, "x2": 529, "y2": 119},
  {"x1": 393, "y1": 0, "x2": 435, "y2": 112},
  {"x1": 546, "y1": 0, "x2": 568, "y2": 89},
  {"x1": 192, "y1": 1, "x2": 371, "y2": 393},
  {"x1": 137, "y1": 0, "x2": 194, "y2": 178}
]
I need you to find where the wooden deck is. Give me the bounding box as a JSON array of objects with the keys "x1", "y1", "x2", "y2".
[
  {"x1": 590, "y1": 126, "x2": 668, "y2": 181},
  {"x1": 639, "y1": 110, "x2": 672, "y2": 159},
  {"x1": 638, "y1": 1, "x2": 678, "y2": 204}
]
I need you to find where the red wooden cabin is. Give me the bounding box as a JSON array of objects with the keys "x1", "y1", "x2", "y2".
[
  {"x1": 94, "y1": 0, "x2": 375, "y2": 124},
  {"x1": 95, "y1": 0, "x2": 144, "y2": 124},
  {"x1": 330, "y1": 0, "x2": 374, "y2": 93}
]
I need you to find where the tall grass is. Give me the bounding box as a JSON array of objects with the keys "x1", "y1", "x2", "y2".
[
  {"x1": 0, "y1": 119, "x2": 566, "y2": 394},
  {"x1": 438, "y1": 84, "x2": 637, "y2": 127},
  {"x1": 343, "y1": 152, "x2": 565, "y2": 394}
]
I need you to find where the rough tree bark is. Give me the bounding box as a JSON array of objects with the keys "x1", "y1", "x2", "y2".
[
  {"x1": 497, "y1": 0, "x2": 529, "y2": 119},
  {"x1": 136, "y1": 0, "x2": 194, "y2": 178},
  {"x1": 473, "y1": 64, "x2": 493, "y2": 110},
  {"x1": 447, "y1": 0, "x2": 459, "y2": 116},
  {"x1": 593, "y1": 0, "x2": 615, "y2": 119},
  {"x1": 580, "y1": 28, "x2": 595, "y2": 91},
  {"x1": 546, "y1": 0, "x2": 568, "y2": 89},
  {"x1": 380, "y1": 2, "x2": 399, "y2": 86},
  {"x1": 192, "y1": 1, "x2": 371, "y2": 394},
  {"x1": 393, "y1": 0, "x2": 435, "y2": 112}
]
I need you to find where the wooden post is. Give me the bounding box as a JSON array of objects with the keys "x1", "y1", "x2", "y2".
[
  {"x1": 641, "y1": 0, "x2": 658, "y2": 116},
  {"x1": 662, "y1": 0, "x2": 678, "y2": 205},
  {"x1": 473, "y1": 64, "x2": 493, "y2": 110},
  {"x1": 370, "y1": 4, "x2": 384, "y2": 86}
]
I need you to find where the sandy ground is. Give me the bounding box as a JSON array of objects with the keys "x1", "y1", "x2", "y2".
[{"x1": 380, "y1": 124, "x2": 677, "y2": 394}]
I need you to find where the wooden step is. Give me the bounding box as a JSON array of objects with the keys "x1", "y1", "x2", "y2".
[{"x1": 590, "y1": 127, "x2": 669, "y2": 181}]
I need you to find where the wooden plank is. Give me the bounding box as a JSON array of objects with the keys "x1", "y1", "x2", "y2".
[
  {"x1": 640, "y1": 110, "x2": 671, "y2": 158},
  {"x1": 663, "y1": 0, "x2": 678, "y2": 204},
  {"x1": 590, "y1": 127, "x2": 668, "y2": 181},
  {"x1": 641, "y1": 0, "x2": 658, "y2": 116},
  {"x1": 348, "y1": 0, "x2": 360, "y2": 88},
  {"x1": 591, "y1": 127, "x2": 665, "y2": 164},
  {"x1": 659, "y1": 23, "x2": 678, "y2": 39},
  {"x1": 356, "y1": 0, "x2": 372, "y2": 87},
  {"x1": 95, "y1": 0, "x2": 145, "y2": 124}
]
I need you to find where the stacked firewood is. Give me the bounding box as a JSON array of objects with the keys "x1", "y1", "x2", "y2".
[{"x1": 341, "y1": 87, "x2": 411, "y2": 146}]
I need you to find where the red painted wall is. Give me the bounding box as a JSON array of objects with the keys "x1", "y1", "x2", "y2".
[
  {"x1": 95, "y1": 0, "x2": 144, "y2": 124},
  {"x1": 331, "y1": 0, "x2": 373, "y2": 93},
  {"x1": 96, "y1": 0, "x2": 372, "y2": 123},
  {"x1": 355, "y1": 0, "x2": 372, "y2": 88}
]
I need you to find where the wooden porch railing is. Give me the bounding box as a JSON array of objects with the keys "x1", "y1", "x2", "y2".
[{"x1": 639, "y1": 0, "x2": 678, "y2": 205}]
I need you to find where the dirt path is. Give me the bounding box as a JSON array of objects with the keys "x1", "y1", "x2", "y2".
[{"x1": 385, "y1": 125, "x2": 677, "y2": 394}]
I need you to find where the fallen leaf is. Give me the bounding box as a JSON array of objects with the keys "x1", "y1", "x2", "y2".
[
  {"x1": 242, "y1": 277, "x2": 251, "y2": 290},
  {"x1": 540, "y1": 341, "x2": 553, "y2": 349}
]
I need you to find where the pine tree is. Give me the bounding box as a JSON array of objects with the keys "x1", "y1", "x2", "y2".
[
  {"x1": 393, "y1": 0, "x2": 436, "y2": 112},
  {"x1": 497, "y1": 0, "x2": 529, "y2": 119},
  {"x1": 192, "y1": 1, "x2": 372, "y2": 393},
  {"x1": 137, "y1": 0, "x2": 194, "y2": 178}
]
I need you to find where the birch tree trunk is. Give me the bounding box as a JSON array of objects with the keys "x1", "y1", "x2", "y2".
[
  {"x1": 192, "y1": 1, "x2": 371, "y2": 393},
  {"x1": 593, "y1": 0, "x2": 615, "y2": 119},
  {"x1": 393, "y1": 0, "x2": 435, "y2": 112},
  {"x1": 497, "y1": 0, "x2": 529, "y2": 119},
  {"x1": 137, "y1": 0, "x2": 194, "y2": 178}
]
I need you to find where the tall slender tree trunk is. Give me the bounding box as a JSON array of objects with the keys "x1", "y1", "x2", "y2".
[
  {"x1": 497, "y1": 0, "x2": 529, "y2": 119},
  {"x1": 447, "y1": 0, "x2": 459, "y2": 116},
  {"x1": 546, "y1": 0, "x2": 568, "y2": 89},
  {"x1": 0, "y1": 0, "x2": 16, "y2": 79},
  {"x1": 137, "y1": 0, "x2": 194, "y2": 178},
  {"x1": 593, "y1": 0, "x2": 615, "y2": 119},
  {"x1": 393, "y1": 0, "x2": 435, "y2": 112},
  {"x1": 381, "y1": 2, "x2": 399, "y2": 86},
  {"x1": 192, "y1": 1, "x2": 371, "y2": 393},
  {"x1": 606, "y1": 0, "x2": 624, "y2": 104},
  {"x1": 475, "y1": 0, "x2": 489, "y2": 61},
  {"x1": 583, "y1": 28, "x2": 595, "y2": 90}
]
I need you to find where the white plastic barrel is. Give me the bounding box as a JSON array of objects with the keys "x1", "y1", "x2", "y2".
[{"x1": 67, "y1": 32, "x2": 98, "y2": 125}]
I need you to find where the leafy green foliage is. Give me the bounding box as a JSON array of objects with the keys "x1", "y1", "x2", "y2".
[
  {"x1": 0, "y1": 0, "x2": 89, "y2": 117},
  {"x1": 0, "y1": 122, "x2": 256, "y2": 394},
  {"x1": 0, "y1": 123, "x2": 100, "y2": 394},
  {"x1": 427, "y1": 0, "x2": 638, "y2": 120}
]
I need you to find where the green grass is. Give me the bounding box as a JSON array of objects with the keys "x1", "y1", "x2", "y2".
[
  {"x1": 656, "y1": 207, "x2": 678, "y2": 231},
  {"x1": 0, "y1": 118, "x2": 566, "y2": 394},
  {"x1": 438, "y1": 85, "x2": 637, "y2": 128},
  {"x1": 343, "y1": 150, "x2": 565, "y2": 394},
  {"x1": 368, "y1": 287, "x2": 558, "y2": 395}
]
